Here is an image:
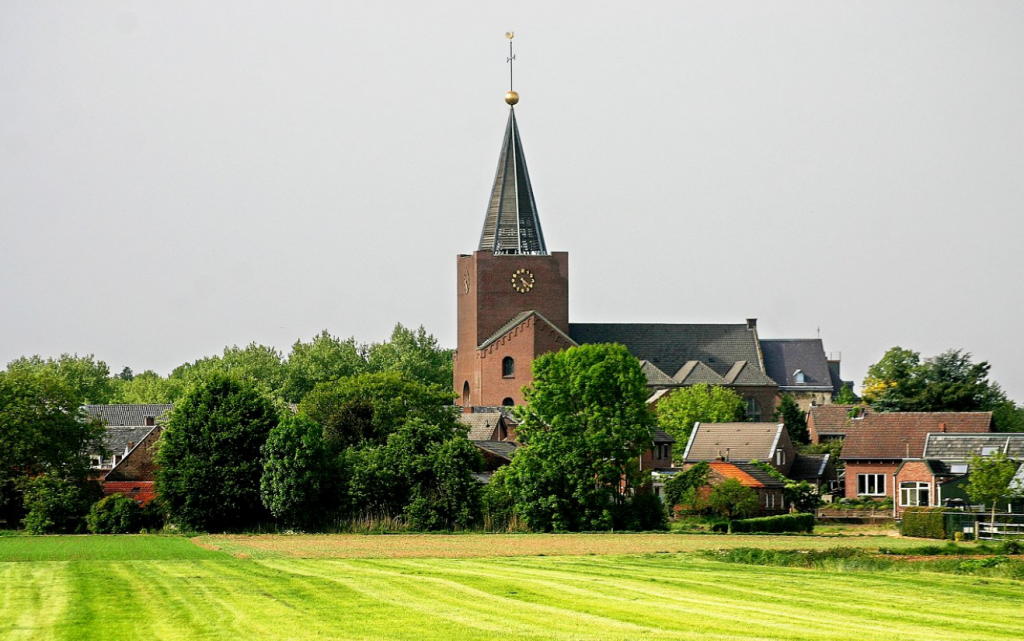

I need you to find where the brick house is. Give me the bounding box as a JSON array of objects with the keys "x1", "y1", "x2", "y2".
[
  {"x1": 84, "y1": 404, "x2": 172, "y2": 505},
  {"x1": 683, "y1": 422, "x2": 797, "y2": 476},
  {"x1": 840, "y1": 412, "x2": 992, "y2": 502},
  {"x1": 702, "y1": 461, "x2": 789, "y2": 516}
]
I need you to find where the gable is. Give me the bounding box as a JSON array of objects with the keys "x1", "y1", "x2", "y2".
[{"x1": 684, "y1": 422, "x2": 785, "y2": 463}]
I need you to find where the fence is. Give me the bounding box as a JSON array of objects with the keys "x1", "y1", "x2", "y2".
[{"x1": 945, "y1": 512, "x2": 1024, "y2": 541}]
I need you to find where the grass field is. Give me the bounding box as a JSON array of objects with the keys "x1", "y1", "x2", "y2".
[{"x1": 2, "y1": 534, "x2": 1022, "y2": 641}]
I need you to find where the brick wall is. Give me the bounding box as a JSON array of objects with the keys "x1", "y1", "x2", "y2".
[
  {"x1": 894, "y1": 460, "x2": 937, "y2": 516},
  {"x1": 844, "y1": 461, "x2": 900, "y2": 500}
]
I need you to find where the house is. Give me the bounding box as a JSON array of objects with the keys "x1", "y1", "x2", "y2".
[
  {"x1": 683, "y1": 422, "x2": 796, "y2": 476},
  {"x1": 84, "y1": 404, "x2": 172, "y2": 505},
  {"x1": 891, "y1": 433, "x2": 1024, "y2": 515},
  {"x1": 760, "y1": 339, "x2": 848, "y2": 410},
  {"x1": 840, "y1": 412, "x2": 992, "y2": 502},
  {"x1": 703, "y1": 461, "x2": 789, "y2": 516},
  {"x1": 807, "y1": 404, "x2": 866, "y2": 443}
]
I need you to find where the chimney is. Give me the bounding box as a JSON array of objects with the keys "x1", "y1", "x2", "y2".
[
  {"x1": 145, "y1": 416, "x2": 155, "y2": 426},
  {"x1": 940, "y1": 422, "x2": 946, "y2": 433},
  {"x1": 746, "y1": 318, "x2": 757, "y2": 330},
  {"x1": 726, "y1": 447, "x2": 731, "y2": 462}
]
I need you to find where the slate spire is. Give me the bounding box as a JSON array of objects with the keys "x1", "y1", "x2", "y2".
[{"x1": 478, "y1": 106, "x2": 548, "y2": 255}]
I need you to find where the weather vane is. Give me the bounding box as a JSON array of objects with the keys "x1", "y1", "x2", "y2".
[{"x1": 505, "y1": 32, "x2": 519, "y2": 105}]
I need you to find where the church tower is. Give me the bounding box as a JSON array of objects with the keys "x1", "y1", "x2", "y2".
[{"x1": 454, "y1": 39, "x2": 573, "y2": 408}]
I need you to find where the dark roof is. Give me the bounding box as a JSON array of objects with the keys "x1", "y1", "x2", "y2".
[
  {"x1": 653, "y1": 430, "x2": 675, "y2": 444},
  {"x1": 842, "y1": 413, "x2": 993, "y2": 460},
  {"x1": 709, "y1": 462, "x2": 787, "y2": 489},
  {"x1": 683, "y1": 422, "x2": 785, "y2": 463},
  {"x1": 84, "y1": 404, "x2": 173, "y2": 427},
  {"x1": 103, "y1": 426, "x2": 157, "y2": 455},
  {"x1": 478, "y1": 107, "x2": 547, "y2": 255},
  {"x1": 761, "y1": 339, "x2": 835, "y2": 390},
  {"x1": 639, "y1": 360, "x2": 675, "y2": 386},
  {"x1": 789, "y1": 453, "x2": 831, "y2": 481},
  {"x1": 568, "y1": 323, "x2": 767, "y2": 380},
  {"x1": 473, "y1": 440, "x2": 518, "y2": 461},
  {"x1": 673, "y1": 361, "x2": 727, "y2": 385},
  {"x1": 723, "y1": 361, "x2": 777, "y2": 387},
  {"x1": 923, "y1": 433, "x2": 1024, "y2": 460},
  {"x1": 458, "y1": 412, "x2": 505, "y2": 441},
  {"x1": 807, "y1": 404, "x2": 862, "y2": 436}
]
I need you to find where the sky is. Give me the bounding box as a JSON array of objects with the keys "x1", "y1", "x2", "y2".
[{"x1": 2, "y1": 1, "x2": 1023, "y2": 400}]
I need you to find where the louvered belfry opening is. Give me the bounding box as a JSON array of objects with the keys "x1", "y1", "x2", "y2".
[{"x1": 478, "y1": 107, "x2": 547, "y2": 255}]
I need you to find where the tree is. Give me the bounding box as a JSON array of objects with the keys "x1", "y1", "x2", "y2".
[
  {"x1": 365, "y1": 324, "x2": 453, "y2": 390},
  {"x1": 835, "y1": 384, "x2": 858, "y2": 404},
  {"x1": 966, "y1": 452, "x2": 1024, "y2": 536},
  {"x1": 772, "y1": 394, "x2": 809, "y2": 445},
  {"x1": 109, "y1": 370, "x2": 184, "y2": 404},
  {"x1": 87, "y1": 494, "x2": 144, "y2": 534},
  {"x1": 300, "y1": 372, "x2": 455, "y2": 451},
  {"x1": 22, "y1": 475, "x2": 101, "y2": 534},
  {"x1": 663, "y1": 461, "x2": 711, "y2": 516},
  {"x1": 5, "y1": 353, "x2": 114, "y2": 404},
  {"x1": 708, "y1": 478, "x2": 759, "y2": 531},
  {"x1": 992, "y1": 401, "x2": 1024, "y2": 432},
  {"x1": 749, "y1": 460, "x2": 821, "y2": 513},
  {"x1": 0, "y1": 368, "x2": 107, "y2": 524},
  {"x1": 862, "y1": 347, "x2": 1010, "y2": 418},
  {"x1": 280, "y1": 330, "x2": 366, "y2": 403},
  {"x1": 502, "y1": 343, "x2": 655, "y2": 531},
  {"x1": 155, "y1": 373, "x2": 279, "y2": 532},
  {"x1": 656, "y1": 384, "x2": 745, "y2": 452},
  {"x1": 260, "y1": 414, "x2": 341, "y2": 530}
]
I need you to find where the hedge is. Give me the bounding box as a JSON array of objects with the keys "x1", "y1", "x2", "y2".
[
  {"x1": 900, "y1": 507, "x2": 949, "y2": 539},
  {"x1": 730, "y1": 513, "x2": 815, "y2": 534}
]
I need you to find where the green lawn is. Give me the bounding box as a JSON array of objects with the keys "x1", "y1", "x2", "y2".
[{"x1": 2, "y1": 535, "x2": 1022, "y2": 640}]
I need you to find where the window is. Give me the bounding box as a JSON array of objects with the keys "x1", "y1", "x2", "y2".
[
  {"x1": 502, "y1": 357, "x2": 515, "y2": 378},
  {"x1": 745, "y1": 398, "x2": 762, "y2": 421},
  {"x1": 981, "y1": 446, "x2": 998, "y2": 456},
  {"x1": 794, "y1": 369, "x2": 806, "y2": 384},
  {"x1": 502, "y1": 397, "x2": 515, "y2": 407},
  {"x1": 462, "y1": 381, "x2": 471, "y2": 406},
  {"x1": 900, "y1": 482, "x2": 930, "y2": 507},
  {"x1": 857, "y1": 474, "x2": 886, "y2": 496},
  {"x1": 775, "y1": 449, "x2": 786, "y2": 466}
]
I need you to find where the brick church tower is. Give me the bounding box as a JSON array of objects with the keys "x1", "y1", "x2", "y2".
[{"x1": 454, "y1": 91, "x2": 574, "y2": 408}]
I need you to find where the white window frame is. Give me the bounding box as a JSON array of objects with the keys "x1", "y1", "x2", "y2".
[
  {"x1": 857, "y1": 473, "x2": 886, "y2": 496},
  {"x1": 900, "y1": 481, "x2": 930, "y2": 507},
  {"x1": 775, "y1": 449, "x2": 786, "y2": 466}
]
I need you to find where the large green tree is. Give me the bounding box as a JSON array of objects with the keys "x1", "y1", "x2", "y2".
[
  {"x1": 260, "y1": 414, "x2": 341, "y2": 530},
  {"x1": 280, "y1": 330, "x2": 366, "y2": 403},
  {"x1": 656, "y1": 384, "x2": 745, "y2": 451},
  {"x1": 862, "y1": 347, "x2": 1016, "y2": 429},
  {"x1": 708, "y1": 478, "x2": 759, "y2": 530},
  {"x1": 5, "y1": 353, "x2": 114, "y2": 404},
  {"x1": 0, "y1": 368, "x2": 106, "y2": 524},
  {"x1": 155, "y1": 373, "x2": 279, "y2": 531},
  {"x1": 109, "y1": 370, "x2": 183, "y2": 404},
  {"x1": 966, "y1": 452, "x2": 1024, "y2": 535},
  {"x1": 502, "y1": 344, "x2": 655, "y2": 531},
  {"x1": 365, "y1": 324, "x2": 453, "y2": 390}
]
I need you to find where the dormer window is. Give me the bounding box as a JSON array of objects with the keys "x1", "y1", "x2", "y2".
[{"x1": 794, "y1": 369, "x2": 806, "y2": 384}]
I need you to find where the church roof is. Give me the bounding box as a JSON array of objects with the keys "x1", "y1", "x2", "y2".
[
  {"x1": 761, "y1": 339, "x2": 836, "y2": 390},
  {"x1": 478, "y1": 108, "x2": 547, "y2": 255},
  {"x1": 568, "y1": 323, "x2": 768, "y2": 381}
]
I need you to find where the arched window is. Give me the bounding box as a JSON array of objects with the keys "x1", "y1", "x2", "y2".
[
  {"x1": 745, "y1": 397, "x2": 762, "y2": 421},
  {"x1": 462, "y1": 381, "x2": 471, "y2": 406},
  {"x1": 502, "y1": 356, "x2": 515, "y2": 378},
  {"x1": 502, "y1": 397, "x2": 515, "y2": 407}
]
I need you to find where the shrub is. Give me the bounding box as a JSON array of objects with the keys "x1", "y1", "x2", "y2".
[
  {"x1": 22, "y1": 476, "x2": 101, "y2": 534},
  {"x1": 86, "y1": 494, "x2": 143, "y2": 534},
  {"x1": 730, "y1": 513, "x2": 815, "y2": 534},
  {"x1": 900, "y1": 507, "x2": 949, "y2": 539}
]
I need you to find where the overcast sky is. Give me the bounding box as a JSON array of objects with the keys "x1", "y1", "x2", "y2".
[{"x1": 2, "y1": 2, "x2": 1023, "y2": 400}]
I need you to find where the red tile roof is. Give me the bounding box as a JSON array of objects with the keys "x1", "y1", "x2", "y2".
[
  {"x1": 841, "y1": 412, "x2": 992, "y2": 460},
  {"x1": 709, "y1": 461, "x2": 766, "y2": 488},
  {"x1": 103, "y1": 481, "x2": 156, "y2": 505},
  {"x1": 807, "y1": 404, "x2": 863, "y2": 436}
]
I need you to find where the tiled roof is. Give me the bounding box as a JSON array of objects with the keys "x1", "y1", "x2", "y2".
[
  {"x1": 673, "y1": 361, "x2": 728, "y2": 385},
  {"x1": 789, "y1": 454, "x2": 830, "y2": 481},
  {"x1": 923, "y1": 433, "x2": 1024, "y2": 460},
  {"x1": 103, "y1": 426, "x2": 157, "y2": 456},
  {"x1": 84, "y1": 404, "x2": 173, "y2": 426},
  {"x1": 723, "y1": 361, "x2": 778, "y2": 387},
  {"x1": 102, "y1": 481, "x2": 157, "y2": 505},
  {"x1": 807, "y1": 404, "x2": 862, "y2": 435},
  {"x1": 653, "y1": 429, "x2": 675, "y2": 444},
  {"x1": 684, "y1": 422, "x2": 784, "y2": 463},
  {"x1": 709, "y1": 462, "x2": 786, "y2": 489},
  {"x1": 639, "y1": 360, "x2": 675, "y2": 386},
  {"x1": 568, "y1": 323, "x2": 766, "y2": 380},
  {"x1": 760, "y1": 339, "x2": 835, "y2": 390},
  {"x1": 841, "y1": 412, "x2": 993, "y2": 460},
  {"x1": 458, "y1": 412, "x2": 505, "y2": 441},
  {"x1": 473, "y1": 440, "x2": 518, "y2": 461}
]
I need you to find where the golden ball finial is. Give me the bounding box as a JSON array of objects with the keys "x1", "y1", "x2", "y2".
[{"x1": 505, "y1": 90, "x2": 519, "y2": 105}]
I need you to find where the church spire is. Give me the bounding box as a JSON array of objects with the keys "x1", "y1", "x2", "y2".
[{"x1": 478, "y1": 34, "x2": 547, "y2": 256}]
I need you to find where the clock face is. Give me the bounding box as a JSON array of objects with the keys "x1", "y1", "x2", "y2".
[{"x1": 511, "y1": 268, "x2": 535, "y2": 293}]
